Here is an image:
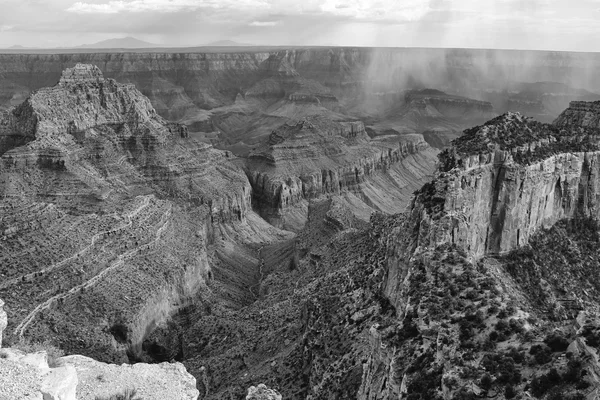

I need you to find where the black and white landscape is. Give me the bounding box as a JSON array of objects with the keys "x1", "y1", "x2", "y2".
[{"x1": 2, "y1": 1, "x2": 600, "y2": 400}]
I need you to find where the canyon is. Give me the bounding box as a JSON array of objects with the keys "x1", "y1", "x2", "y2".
[{"x1": 2, "y1": 47, "x2": 600, "y2": 400}]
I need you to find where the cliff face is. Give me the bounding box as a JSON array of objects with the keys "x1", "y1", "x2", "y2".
[
  {"x1": 245, "y1": 116, "x2": 437, "y2": 229},
  {"x1": 410, "y1": 111, "x2": 600, "y2": 258},
  {"x1": 0, "y1": 64, "x2": 252, "y2": 363},
  {"x1": 554, "y1": 101, "x2": 600, "y2": 128},
  {"x1": 2, "y1": 48, "x2": 600, "y2": 123},
  {"x1": 0, "y1": 63, "x2": 251, "y2": 221}
]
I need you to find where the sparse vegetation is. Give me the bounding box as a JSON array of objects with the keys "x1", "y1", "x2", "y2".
[
  {"x1": 12, "y1": 338, "x2": 64, "y2": 367},
  {"x1": 449, "y1": 113, "x2": 600, "y2": 164},
  {"x1": 95, "y1": 388, "x2": 140, "y2": 400}
]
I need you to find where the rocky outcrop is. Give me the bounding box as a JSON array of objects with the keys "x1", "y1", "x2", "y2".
[
  {"x1": 554, "y1": 101, "x2": 600, "y2": 128},
  {"x1": 0, "y1": 63, "x2": 250, "y2": 222},
  {"x1": 411, "y1": 111, "x2": 600, "y2": 257},
  {"x1": 0, "y1": 299, "x2": 6, "y2": 347},
  {"x1": 246, "y1": 384, "x2": 282, "y2": 400},
  {"x1": 60, "y1": 355, "x2": 199, "y2": 400},
  {"x1": 404, "y1": 89, "x2": 494, "y2": 119},
  {"x1": 0, "y1": 348, "x2": 78, "y2": 400},
  {"x1": 245, "y1": 116, "x2": 434, "y2": 228},
  {"x1": 0, "y1": 347, "x2": 199, "y2": 400},
  {"x1": 0, "y1": 65, "x2": 252, "y2": 364}
]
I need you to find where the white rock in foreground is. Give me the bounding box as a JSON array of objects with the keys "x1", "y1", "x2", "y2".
[
  {"x1": 58, "y1": 355, "x2": 199, "y2": 400},
  {"x1": 246, "y1": 383, "x2": 283, "y2": 400}
]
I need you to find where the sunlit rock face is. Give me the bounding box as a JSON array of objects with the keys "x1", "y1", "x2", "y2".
[
  {"x1": 0, "y1": 64, "x2": 251, "y2": 363},
  {"x1": 411, "y1": 111, "x2": 600, "y2": 257},
  {"x1": 245, "y1": 115, "x2": 437, "y2": 230}
]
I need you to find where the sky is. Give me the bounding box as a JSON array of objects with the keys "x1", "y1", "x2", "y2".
[{"x1": 0, "y1": 0, "x2": 599, "y2": 51}]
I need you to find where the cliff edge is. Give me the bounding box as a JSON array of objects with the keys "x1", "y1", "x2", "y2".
[{"x1": 411, "y1": 110, "x2": 600, "y2": 257}]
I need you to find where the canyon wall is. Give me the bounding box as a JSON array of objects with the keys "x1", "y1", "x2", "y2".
[
  {"x1": 245, "y1": 117, "x2": 436, "y2": 228},
  {"x1": 410, "y1": 110, "x2": 600, "y2": 258},
  {"x1": 2, "y1": 48, "x2": 600, "y2": 121},
  {"x1": 554, "y1": 100, "x2": 600, "y2": 128},
  {"x1": 0, "y1": 64, "x2": 252, "y2": 363}
]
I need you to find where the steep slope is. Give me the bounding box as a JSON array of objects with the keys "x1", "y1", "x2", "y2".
[
  {"x1": 244, "y1": 115, "x2": 437, "y2": 230},
  {"x1": 411, "y1": 112, "x2": 600, "y2": 257},
  {"x1": 0, "y1": 64, "x2": 272, "y2": 364},
  {"x1": 172, "y1": 101, "x2": 600, "y2": 399}
]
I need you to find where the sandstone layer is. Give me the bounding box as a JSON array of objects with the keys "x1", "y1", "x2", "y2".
[
  {"x1": 0, "y1": 64, "x2": 253, "y2": 363},
  {"x1": 410, "y1": 111, "x2": 600, "y2": 257},
  {"x1": 245, "y1": 115, "x2": 437, "y2": 229}
]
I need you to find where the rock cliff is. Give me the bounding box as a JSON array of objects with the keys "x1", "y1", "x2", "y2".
[
  {"x1": 554, "y1": 100, "x2": 600, "y2": 128},
  {"x1": 0, "y1": 64, "x2": 253, "y2": 363},
  {"x1": 410, "y1": 111, "x2": 600, "y2": 257},
  {"x1": 0, "y1": 346, "x2": 199, "y2": 400},
  {"x1": 368, "y1": 89, "x2": 497, "y2": 149},
  {"x1": 245, "y1": 116, "x2": 437, "y2": 229}
]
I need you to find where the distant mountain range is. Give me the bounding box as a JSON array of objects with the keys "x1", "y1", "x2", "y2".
[
  {"x1": 2, "y1": 37, "x2": 255, "y2": 50},
  {"x1": 78, "y1": 37, "x2": 158, "y2": 49},
  {"x1": 78, "y1": 37, "x2": 253, "y2": 49},
  {"x1": 205, "y1": 40, "x2": 253, "y2": 47}
]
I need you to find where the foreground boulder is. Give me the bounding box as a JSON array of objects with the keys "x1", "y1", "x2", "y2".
[
  {"x1": 0, "y1": 348, "x2": 199, "y2": 400},
  {"x1": 59, "y1": 355, "x2": 199, "y2": 400},
  {"x1": 246, "y1": 384, "x2": 283, "y2": 400}
]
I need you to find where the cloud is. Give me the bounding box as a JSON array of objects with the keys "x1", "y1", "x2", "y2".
[
  {"x1": 67, "y1": 0, "x2": 268, "y2": 14},
  {"x1": 318, "y1": 0, "x2": 432, "y2": 22},
  {"x1": 249, "y1": 21, "x2": 279, "y2": 27}
]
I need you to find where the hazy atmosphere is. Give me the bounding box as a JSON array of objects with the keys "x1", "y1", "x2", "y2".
[{"x1": 1, "y1": 0, "x2": 600, "y2": 50}]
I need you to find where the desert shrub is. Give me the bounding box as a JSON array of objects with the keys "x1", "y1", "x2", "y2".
[
  {"x1": 580, "y1": 325, "x2": 600, "y2": 348},
  {"x1": 479, "y1": 373, "x2": 493, "y2": 391},
  {"x1": 506, "y1": 347, "x2": 525, "y2": 364},
  {"x1": 544, "y1": 332, "x2": 570, "y2": 352},
  {"x1": 95, "y1": 388, "x2": 140, "y2": 400},
  {"x1": 452, "y1": 387, "x2": 477, "y2": 400},
  {"x1": 504, "y1": 384, "x2": 517, "y2": 399},
  {"x1": 508, "y1": 318, "x2": 524, "y2": 334},
  {"x1": 487, "y1": 304, "x2": 499, "y2": 315},
  {"x1": 530, "y1": 368, "x2": 561, "y2": 398},
  {"x1": 481, "y1": 353, "x2": 521, "y2": 385},
  {"x1": 13, "y1": 339, "x2": 64, "y2": 368},
  {"x1": 406, "y1": 365, "x2": 444, "y2": 400},
  {"x1": 529, "y1": 344, "x2": 552, "y2": 365}
]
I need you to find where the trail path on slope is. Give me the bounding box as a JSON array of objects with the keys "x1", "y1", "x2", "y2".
[
  {"x1": 13, "y1": 199, "x2": 171, "y2": 340},
  {"x1": 0, "y1": 196, "x2": 152, "y2": 291}
]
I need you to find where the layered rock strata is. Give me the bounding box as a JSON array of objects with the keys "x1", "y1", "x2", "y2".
[
  {"x1": 2, "y1": 48, "x2": 600, "y2": 123},
  {"x1": 0, "y1": 64, "x2": 251, "y2": 362},
  {"x1": 554, "y1": 100, "x2": 600, "y2": 128},
  {"x1": 245, "y1": 116, "x2": 436, "y2": 229},
  {"x1": 410, "y1": 111, "x2": 600, "y2": 257}
]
